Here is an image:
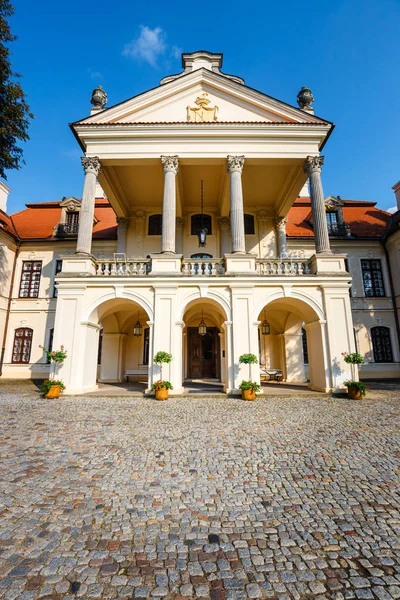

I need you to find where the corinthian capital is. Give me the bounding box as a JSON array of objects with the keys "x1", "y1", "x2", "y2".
[
  {"x1": 161, "y1": 155, "x2": 179, "y2": 174},
  {"x1": 227, "y1": 155, "x2": 245, "y2": 174},
  {"x1": 274, "y1": 216, "x2": 288, "y2": 230},
  {"x1": 304, "y1": 155, "x2": 324, "y2": 175},
  {"x1": 218, "y1": 216, "x2": 230, "y2": 230},
  {"x1": 81, "y1": 156, "x2": 101, "y2": 175}
]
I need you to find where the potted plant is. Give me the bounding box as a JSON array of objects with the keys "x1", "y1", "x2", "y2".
[
  {"x1": 342, "y1": 351, "x2": 366, "y2": 399},
  {"x1": 39, "y1": 344, "x2": 67, "y2": 364},
  {"x1": 239, "y1": 380, "x2": 261, "y2": 401},
  {"x1": 239, "y1": 353, "x2": 259, "y2": 400},
  {"x1": 151, "y1": 379, "x2": 173, "y2": 401},
  {"x1": 40, "y1": 379, "x2": 65, "y2": 399},
  {"x1": 153, "y1": 351, "x2": 173, "y2": 400}
]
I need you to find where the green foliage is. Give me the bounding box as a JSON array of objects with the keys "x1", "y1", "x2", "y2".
[
  {"x1": 40, "y1": 379, "x2": 65, "y2": 396},
  {"x1": 153, "y1": 351, "x2": 172, "y2": 364},
  {"x1": 39, "y1": 344, "x2": 67, "y2": 363},
  {"x1": 344, "y1": 380, "x2": 367, "y2": 395},
  {"x1": 239, "y1": 380, "x2": 261, "y2": 392},
  {"x1": 239, "y1": 353, "x2": 258, "y2": 365},
  {"x1": 151, "y1": 380, "x2": 173, "y2": 391},
  {"x1": 342, "y1": 351, "x2": 364, "y2": 365},
  {"x1": 0, "y1": 1, "x2": 33, "y2": 179}
]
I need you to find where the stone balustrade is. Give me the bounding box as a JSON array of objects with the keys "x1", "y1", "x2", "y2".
[
  {"x1": 256, "y1": 258, "x2": 310, "y2": 276},
  {"x1": 95, "y1": 259, "x2": 151, "y2": 276},
  {"x1": 182, "y1": 258, "x2": 225, "y2": 277}
]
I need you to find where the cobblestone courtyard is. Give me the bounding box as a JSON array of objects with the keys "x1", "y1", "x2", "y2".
[{"x1": 0, "y1": 384, "x2": 399, "y2": 600}]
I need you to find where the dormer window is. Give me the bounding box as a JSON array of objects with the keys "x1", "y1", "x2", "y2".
[
  {"x1": 326, "y1": 211, "x2": 338, "y2": 233},
  {"x1": 65, "y1": 211, "x2": 79, "y2": 234}
]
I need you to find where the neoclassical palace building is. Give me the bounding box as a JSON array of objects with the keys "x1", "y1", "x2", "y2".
[{"x1": 1, "y1": 51, "x2": 399, "y2": 394}]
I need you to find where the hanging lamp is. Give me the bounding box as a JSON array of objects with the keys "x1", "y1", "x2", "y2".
[
  {"x1": 197, "y1": 180, "x2": 208, "y2": 247},
  {"x1": 261, "y1": 311, "x2": 271, "y2": 335},
  {"x1": 198, "y1": 310, "x2": 207, "y2": 336},
  {"x1": 133, "y1": 311, "x2": 143, "y2": 337}
]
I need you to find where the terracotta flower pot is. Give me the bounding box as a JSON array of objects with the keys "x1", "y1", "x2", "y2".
[
  {"x1": 45, "y1": 384, "x2": 61, "y2": 399},
  {"x1": 242, "y1": 388, "x2": 256, "y2": 401},
  {"x1": 347, "y1": 384, "x2": 364, "y2": 400},
  {"x1": 155, "y1": 388, "x2": 169, "y2": 401}
]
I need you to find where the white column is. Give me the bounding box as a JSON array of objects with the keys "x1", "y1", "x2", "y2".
[
  {"x1": 304, "y1": 156, "x2": 331, "y2": 254},
  {"x1": 227, "y1": 155, "x2": 246, "y2": 254},
  {"x1": 283, "y1": 333, "x2": 306, "y2": 382},
  {"x1": 222, "y1": 321, "x2": 234, "y2": 391},
  {"x1": 275, "y1": 217, "x2": 288, "y2": 257},
  {"x1": 76, "y1": 157, "x2": 101, "y2": 255},
  {"x1": 160, "y1": 155, "x2": 179, "y2": 254},
  {"x1": 218, "y1": 217, "x2": 230, "y2": 256},
  {"x1": 116, "y1": 218, "x2": 129, "y2": 254},
  {"x1": 146, "y1": 320, "x2": 155, "y2": 392},
  {"x1": 172, "y1": 320, "x2": 185, "y2": 394},
  {"x1": 176, "y1": 217, "x2": 185, "y2": 255}
]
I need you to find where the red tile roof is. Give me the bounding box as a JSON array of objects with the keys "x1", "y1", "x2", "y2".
[{"x1": 4, "y1": 197, "x2": 391, "y2": 241}]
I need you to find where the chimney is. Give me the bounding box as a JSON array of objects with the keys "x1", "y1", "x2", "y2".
[
  {"x1": 392, "y1": 180, "x2": 400, "y2": 211},
  {"x1": 0, "y1": 181, "x2": 10, "y2": 212}
]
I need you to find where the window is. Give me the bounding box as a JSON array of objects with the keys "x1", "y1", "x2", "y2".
[
  {"x1": 143, "y1": 328, "x2": 150, "y2": 365},
  {"x1": 361, "y1": 259, "x2": 385, "y2": 297},
  {"x1": 190, "y1": 253, "x2": 212, "y2": 259},
  {"x1": 19, "y1": 261, "x2": 42, "y2": 298},
  {"x1": 65, "y1": 211, "x2": 79, "y2": 234},
  {"x1": 326, "y1": 211, "x2": 338, "y2": 233},
  {"x1": 53, "y1": 260, "x2": 62, "y2": 298},
  {"x1": 191, "y1": 214, "x2": 212, "y2": 236},
  {"x1": 97, "y1": 329, "x2": 103, "y2": 365},
  {"x1": 148, "y1": 214, "x2": 162, "y2": 235},
  {"x1": 47, "y1": 329, "x2": 54, "y2": 363},
  {"x1": 302, "y1": 328, "x2": 308, "y2": 364},
  {"x1": 244, "y1": 214, "x2": 255, "y2": 235},
  {"x1": 12, "y1": 328, "x2": 33, "y2": 363},
  {"x1": 371, "y1": 327, "x2": 393, "y2": 363}
]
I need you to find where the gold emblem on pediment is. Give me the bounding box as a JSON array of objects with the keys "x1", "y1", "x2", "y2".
[{"x1": 187, "y1": 93, "x2": 218, "y2": 122}]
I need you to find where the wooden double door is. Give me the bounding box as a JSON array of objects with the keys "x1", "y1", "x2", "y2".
[{"x1": 187, "y1": 327, "x2": 220, "y2": 379}]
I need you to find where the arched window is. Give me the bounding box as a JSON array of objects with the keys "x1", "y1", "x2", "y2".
[
  {"x1": 244, "y1": 214, "x2": 255, "y2": 235},
  {"x1": 191, "y1": 214, "x2": 212, "y2": 236},
  {"x1": 302, "y1": 328, "x2": 308, "y2": 364},
  {"x1": 12, "y1": 328, "x2": 33, "y2": 364},
  {"x1": 190, "y1": 253, "x2": 212, "y2": 259},
  {"x1": 371, "y1": 326, "x2": 393, "y2": 363},
  {"x1": 148, "y1": 214, "x2": 162, "y2": 235}
]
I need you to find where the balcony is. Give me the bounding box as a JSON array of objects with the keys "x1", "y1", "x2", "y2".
[{"x1": 327, "y1": 222, "x2": 351, "y2": 237}]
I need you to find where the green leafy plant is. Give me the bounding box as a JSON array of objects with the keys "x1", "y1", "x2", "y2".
[
  {"x1": 151, "y1": 380, "x2": 173, "y2": 391},
  {"x1": 239, "y1": 380, "x2": 261, "y2": 392},
  {"x1": 153, "y1": 351, "x2": 173, "y2": 364},
  {"x1": 39, "y1": 344, "x2": 67, "y2": 363},
  {"x1": 344, "y1": 380, "x2": 367, "y2": 396},
  {"x1": 239, "y1": 353, "x2": 258, "y2": 365},
  {"x1": 40, "y1": 379, "x2": 65, "y2": 396},
  {"x1": 341, "y1": 351, "x2": 364, "y2": 365}
]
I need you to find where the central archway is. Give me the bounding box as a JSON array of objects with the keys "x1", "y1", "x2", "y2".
[{"x1": 181, "y1": 297, "x2": 229, "y2": 388}]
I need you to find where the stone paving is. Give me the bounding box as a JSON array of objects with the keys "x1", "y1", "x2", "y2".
[{"x1": 0, "y1": 382, "x2": 399, "y2": 600}]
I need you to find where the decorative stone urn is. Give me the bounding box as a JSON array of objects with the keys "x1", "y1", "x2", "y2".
[{"x1": 90, "y1": 85, "x2": 107, "y2": 109}]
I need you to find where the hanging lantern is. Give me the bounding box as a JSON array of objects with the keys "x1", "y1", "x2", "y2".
[
  {"x1": 261, "y1": 312, "x2": 270, "y2": 335},
  {"x1": 198, "y1": 310, "x2": 207, "y2": 336},
  {"x1": 133, "y1": 311, "x2": 143, "y2": 337},
  {"x1": 197, "y1": 180, "x2": 207, "y2": 248}
]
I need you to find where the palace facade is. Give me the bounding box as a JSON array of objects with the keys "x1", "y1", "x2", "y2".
[{"x1": 1, "y1": 51, "x2": 399, "y2": 394}]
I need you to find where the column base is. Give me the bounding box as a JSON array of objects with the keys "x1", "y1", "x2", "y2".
[
  {"x1": 224, "y1": 253, "x2": 256, "y2": 276},
  {"x1": 60, "y1": 254, "x2": 97, "y2": 276},
  {"x1": 149, "y1": 254, "x2": 183, "y2": 276},
  {"x1": 308, "y1": 253, "x2": 347, "y2": 275}
]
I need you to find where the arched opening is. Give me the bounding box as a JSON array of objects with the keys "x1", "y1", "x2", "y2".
[
  {"x1": 182, "y1": 297, "x2": 228, "y2": 389},
  {"x1": 87, "y1": 297, "x2": 152, "y2": 393},
  {"x1": 257, "y1": 296, "x2": 328, "y2": 391}
]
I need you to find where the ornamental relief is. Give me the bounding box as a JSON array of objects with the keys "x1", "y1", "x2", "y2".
[{"x1": 187, "y1": 93, "x2": 218, "y2": 122}]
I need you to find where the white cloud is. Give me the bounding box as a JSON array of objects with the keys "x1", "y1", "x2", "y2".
[
  {"x1": 122, "y1": 26, "x2": 167, "y2": 67},
  {"x1": 171, "y1": 45, "x2": 182, "y2": 60},
  {"x1": 87, "y1": 67, "x2": 104, "y2": 81},
  {"x1": 387, "y1": 206, "x2": 398, "y2": 214}
]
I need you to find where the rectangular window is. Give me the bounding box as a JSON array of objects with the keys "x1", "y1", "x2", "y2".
[
  {"x1": 361, "y1": 259, "x2": 385, "y2": 297},
  {"x1": 143, "y1": 328, "x2": 150, "y2": 365},
  {"x1": 65, "y1": 211, "x2": 79, "y2": 234},
  {"x1": 19, "y1": 261, "x2": 42, "y2": 298},
  {"x1": 326, "y1": 212, "x2": 338, "y2": 233},
  {"x1": 53, "y1": 260, "x2": 62, "y2": 297},
  {"x1": 12, "y1": 328, "x2": 33, "y2": 363}
]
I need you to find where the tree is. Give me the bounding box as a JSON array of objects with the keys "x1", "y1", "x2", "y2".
[{"x1": 0, "y1": 1, "x2": 33, "y2": 180}]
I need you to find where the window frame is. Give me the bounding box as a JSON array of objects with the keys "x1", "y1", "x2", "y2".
[
  {"x1": 11, "y1": 327, "x2": 33, "y2": 364},
  {"x1": 65, "y1": 211, "x2": 79, "y2": 234},
  {"x1": 148, "y1": 214, "x2": 162, "y2": 236},
  {"x1": 19, "y1": 261, "x2": 42, "y2": 298},
  {"x1": 371, "y1": 326, "x2": 393, "y2": 363},
  {"x1": 244, "y1": 213, "x2": 255, "y2": 235},
  {"x1": 361, "y1": 259, "x2": 385, "y2": 298}
]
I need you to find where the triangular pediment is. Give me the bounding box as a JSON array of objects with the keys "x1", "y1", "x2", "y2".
[
  {"x1": 74, "y1": 69, "x2": 329, "y2": 128},
  {"x1": 59, "y1": 196, "x2": 81, "y2": 210}
]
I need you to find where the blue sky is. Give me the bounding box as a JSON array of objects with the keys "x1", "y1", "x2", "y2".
[{"x1": 5, "y1": 0, "x2": 400, "y2": 214}]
